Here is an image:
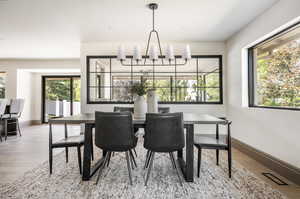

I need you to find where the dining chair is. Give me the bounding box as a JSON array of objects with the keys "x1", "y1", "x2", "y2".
[
  {"x1": 113, "y1": 106, "x2": 138, "y2": 160},
  {"x1": 144, "y1": 112, "x2": 185, "y2": 186},
  {"x1": 94, "y1": 111, "x2": 138, "y2": 185},
  {"x1": 1, "y1": 98, "x2": 24, "y2": 140},
  {"x1": 113, "y1": 106, "x2": 170, "y2": 114},
  {"x1": 194, "y1": 119, "x2": 232, "y2": 178},
  {"x1": 0, "y1": 99, "x2": 8, "y2": 142},
  {"x1": 49, "y1": 123, "x2": 89, "y2": 174}
]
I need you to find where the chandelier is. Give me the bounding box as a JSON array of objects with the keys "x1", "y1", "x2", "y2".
[{"x1": 117, "y1": 3, "x2": 191, "y2": 66}]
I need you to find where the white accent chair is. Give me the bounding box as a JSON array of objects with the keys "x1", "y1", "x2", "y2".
[
  {"x1": 2, "y1": 99, "x2": 25, "y2": 140},
  {"x1": 0, "y1": 99, "x2": 8, "y2": 142}
]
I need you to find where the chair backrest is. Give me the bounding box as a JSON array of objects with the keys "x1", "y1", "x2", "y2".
[
  {"x1": 144, "y1": 112, "x2": 184, "y2": 152},
  {"x1": 95, "y1": 111, "x2": 136, "y2": 151},
  {"x1": 114, "y1": 106, "x2": 170, "y2": 113},
  {"x1": 0, "y1": 99, "x2": 7, "y2": 115},
  {"x1": 9, "y1": 98, "x2": 25, "y2": 115},
  {"x1": 158, "y1": 107, "x2": 170, "y2": 113},
  {"x1": 113, "y1": 106, "x2": 134, "y2": 113}
]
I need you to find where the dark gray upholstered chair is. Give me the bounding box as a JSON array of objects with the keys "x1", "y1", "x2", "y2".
[
  {"x1": 194, "y1": 118, "x2": 232, "y2": 178},
  {"x1": 48, "y1": 123, "x2": 93, "y2": 174},
  {"x1": 113, "y1": 106, "x2": 170, "y2": 114},
  {"x1": 113, "y1": 106, "x2": 138, "y2": 158},
  {"x1": 94, "y1": 111, "x2": 138, "y2": 185},
  {"x1": 143, "y1": 112, "x2": 184, "y2": 186},
  {"x1": 113, "y1": 106, "x2": 171, "y2": 159}
]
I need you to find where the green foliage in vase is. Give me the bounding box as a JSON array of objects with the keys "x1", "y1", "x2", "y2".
[{"x1": 131, "y1": 76, "x2": 148, "y2": 96}]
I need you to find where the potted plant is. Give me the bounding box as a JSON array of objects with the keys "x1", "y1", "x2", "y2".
[{"x1": 131, "y1": 76, "x2": 148, "y2": 118}]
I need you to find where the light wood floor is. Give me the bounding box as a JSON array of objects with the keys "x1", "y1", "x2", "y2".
[{"x1": 0, "y1": 124, "x2": 299, "y2": 198}]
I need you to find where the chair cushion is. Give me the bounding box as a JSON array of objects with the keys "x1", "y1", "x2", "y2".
[
  {"x1": 194, "y1": 134, "x2": 228, "y2": 149},
  {"x1": 52, "y1": 135, "x2": 84, "y2": 148}
]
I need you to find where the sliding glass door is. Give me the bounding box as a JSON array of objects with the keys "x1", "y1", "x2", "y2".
[{"x1": 42, "y1": 76, "x2": 80, "y2": 123}]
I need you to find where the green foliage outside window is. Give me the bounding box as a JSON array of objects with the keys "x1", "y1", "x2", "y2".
[{"x1": 256, "y1": 41, "x2": 300, "y2": 108}]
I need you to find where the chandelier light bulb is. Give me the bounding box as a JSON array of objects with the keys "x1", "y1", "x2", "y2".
[
  {"x1": 133, "y1": 45, "x2": 142, "y2": 61},
  {"x1": 166, "y1": 44, "x2": 175, "y2": 61},
  {"x1": 117, "y1": 45, "x2": 126, "y2": 61},
  {"x1": 183, "y1": 44, "x2": 191, "y2": 60},
  {"x1": 149, "y1": 45, "x2": 158, "y2": 61}
]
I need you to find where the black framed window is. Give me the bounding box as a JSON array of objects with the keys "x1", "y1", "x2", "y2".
[
  {"x1": 248, "y1": 22, "x2": 300, "y2": 110},
  {"x1": 87, "y1": 55, "x2": 223, "y2": 104}
]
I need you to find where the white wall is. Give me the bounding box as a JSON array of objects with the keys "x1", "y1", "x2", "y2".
[
  {"x1": 0, "y1": 59, "x2": 80, "y2": 122},
  {"x1": 17, "y1": 70, "x2": 33, "y2": 122},
  {"x1": 80, "y1": 42, "x2": 226, "y2": 116},
  {"x1": 226, "y1": 0, "x2": 300, "y2": 167}
]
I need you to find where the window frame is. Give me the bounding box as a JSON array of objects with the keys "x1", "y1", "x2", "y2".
[
  {"x1": 248, "y1": 21, "x2": 300, "y2": 111},
  {"x1": 86, "y1": 55, "x2": 223, "y2": 104}
]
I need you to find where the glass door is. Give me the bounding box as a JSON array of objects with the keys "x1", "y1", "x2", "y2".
[{"x1": 42, "y1": 76, "x2": 80, "y2": 123}]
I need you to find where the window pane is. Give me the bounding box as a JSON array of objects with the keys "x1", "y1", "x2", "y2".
[
  {"x1": 198, "y1": 58, "x2": 220, "y2": 73},
  {"x1": 205, "y1": 88, "x2": 220, "y2": 102},
  {"x1": 89, "y1": 87, "x2": 111, "y2": 102},
  {"x1": 156, "y1": 88, "x2": 172, "y2": 102},
  {"x1": 200, "y1": 73, "x2": 220, "y2": 87},
  {"x1": 112, "y1": 87, "x2": 132, "y2": 102},
  {"x1": 112, "y1": 73, "x2": 132, "y2": 87},
  {"x1": 251, "y1": 23, "x2": 300, "y2": 109},
  {"x1": 154, "y1": 74, "x2": 174, "y2": 88},
  {"x1": 176, "y1": 73, "x2": 197, "y2": 88},
  {"x1": 87, "y1": 56, "x2": 222, "y2": 104},
  {"x1": 175, "y1": 87, "x2": 197, "y2": 102}
]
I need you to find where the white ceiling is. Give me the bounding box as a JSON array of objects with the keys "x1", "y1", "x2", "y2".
[{"x1": 0, "y1": 0, "x2": 278, "y2": 58}]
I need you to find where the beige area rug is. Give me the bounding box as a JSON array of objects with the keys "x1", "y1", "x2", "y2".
[{"x1": 0, "y1": 140, "x2": 286, "y2": 199}]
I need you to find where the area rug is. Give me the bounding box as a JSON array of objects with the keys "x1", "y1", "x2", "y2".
[{"x1": 0, "y1": 139, "x2": 286, "y2": 199}]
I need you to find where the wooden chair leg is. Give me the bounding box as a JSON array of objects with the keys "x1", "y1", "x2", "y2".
[
  {"x1": 228, "y1": 149, "x2": 232, "y2": 178},
  {"x1": 216, "y1": 149, "x2": 219, "y2": 165},
  {"x1": 65, "y1": 147, "x2": 69, "y2": 163},
  {"x1": 49, "y1": 148, "x2": 53, "y2": 174},
  {"x1": 77, "y1": 146, "x2": 82, "y2": 174},
  {"x1": 197, "y1": 148, "x2": 202, "y2": 178}
]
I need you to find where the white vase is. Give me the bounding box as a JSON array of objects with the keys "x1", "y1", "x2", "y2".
[
  {"x1": 147, "y1": 90, "x2": 158, "y2": 113},
  {"x1": 134, "y1": 95, "x2": 147, "y2": 119}
]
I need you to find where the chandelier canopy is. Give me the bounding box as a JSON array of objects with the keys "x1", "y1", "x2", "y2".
[{"x1": 117, "y1": 3, "x2": 191, "y2": 66}]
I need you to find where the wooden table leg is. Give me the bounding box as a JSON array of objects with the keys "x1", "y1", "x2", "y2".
[
  {"x1": 82, "y1": 123, "x2": 93, "y2": 181},
  {"x1": 185, "y1": 124, "x2": 194, "y2": 182},
  {"x1": 178, "y1": 124, "x2": 194, "y2": 182}
]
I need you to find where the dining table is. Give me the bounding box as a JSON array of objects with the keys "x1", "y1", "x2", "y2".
[{"x1": 49, "y1": 113, "x2": 227, "y2": 182}]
